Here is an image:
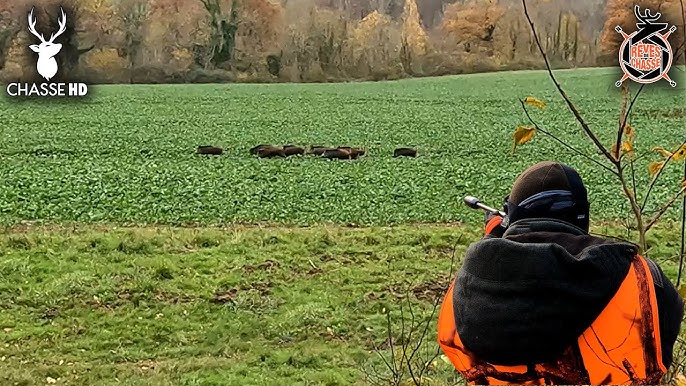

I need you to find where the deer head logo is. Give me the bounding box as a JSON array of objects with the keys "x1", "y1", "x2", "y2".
[{"x1": 27, "y1": 7, "x2": 67, "y2": 82}]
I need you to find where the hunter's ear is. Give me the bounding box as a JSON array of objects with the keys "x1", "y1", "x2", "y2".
[{"x1": 29, "y1": 45, "x2": 40, "y2": 52}]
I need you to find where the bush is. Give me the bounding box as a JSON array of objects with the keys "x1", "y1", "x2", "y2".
[{"x1": 187, "y1": 68, "x2": 236, "y2": 83}]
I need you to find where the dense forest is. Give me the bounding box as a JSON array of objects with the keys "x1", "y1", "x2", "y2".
[{"x1": 0, "y1": 0, "x2": 684, "y2": 83}]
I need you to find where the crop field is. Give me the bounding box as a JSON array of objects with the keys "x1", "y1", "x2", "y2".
[
  {"x1": 1, "y1": 67, "x2": 684, "y2": 226},
  {"x1": 0, "y1": 68, "x2": 685, "y2": 385}
]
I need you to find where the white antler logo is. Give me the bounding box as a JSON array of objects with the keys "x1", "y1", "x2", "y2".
[{"x1": 27, "y1": 7, "x2": 67, "y2": 82}]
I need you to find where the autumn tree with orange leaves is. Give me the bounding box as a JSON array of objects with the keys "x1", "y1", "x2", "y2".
[
  {"x1": 442, "y1": 0, "x2": 504, "y2": 50},
  {"x1": 233, "y1": 0, "x2": 283, "y2": 73}
]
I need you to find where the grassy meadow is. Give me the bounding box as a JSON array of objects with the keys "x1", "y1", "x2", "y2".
[
  {"x1": 0, "y1": 68, "x2": 684, "y2": 225},
  {"x1": 0, "y1": 67, "x2": 685, "y2": 385}
]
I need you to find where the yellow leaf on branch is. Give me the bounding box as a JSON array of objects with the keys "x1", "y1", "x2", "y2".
[
  {"x1": 623, "y1": 125, "x2": 636, "y2": 146},
  {"x1": 622, "y1": 141, "x2": 635, "y2": 158},
  {"x1": 674, "y1": 144, "x2": 686, "y2": 161},
  {"x1": 676, "y1": 372, "x2": 686, "y2": 386},
  {"x1": 648, "y1": 161, "x2": 665, "y2": 177},
  {"x1": 523, "y1": 97, "x2": 545, "y2": 110},
  {"x1": 679, "y1": 284, "x2": 686, "y2": 301},
  {"x1": 654, "y1": 147, "x2": 673, "y2": 158},
  {"x1": 610, "y1": 143, "x2": 620, "y2": 161},
  {"x1": 622, "y1": 141, "x2": 633, "y2": 152},
  {"x1": 512, "y1": 126, "x2": 537, "y2": 153}
]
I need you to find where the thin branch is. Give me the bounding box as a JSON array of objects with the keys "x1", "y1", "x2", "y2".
[
  {"x1": 615, "y1": 84, "x2": 644, "y2": 160},
  {"x1": 645, "y1": 187, "x2": 686, "y2": 232},
  {"x1": 405, "y1": 287, "x2": 416, "y2": 352},
  {"x1": 373, "y1": 338, "x2": 395, "y2": 380},
  {"x1": 400, "y1": 300, "x2": 416, "y2": 383},
  {"x1": 363, "y1": 361, "x2": 387, "y2": 386},
  {"x1": 386, "y1": 310, "x2": 399, "y2": 381},
  {"x1": 368, "y1": 236, "x2": 463, "y2": 386},
  {"x1": 624, "y1": 201, "x2": 632, "y2": 240},
  {"x1": 642, "y1": 139, "x2": 686, "y2": 212},
  {"x1": 448, "y1": 235, "x2": 461, "y2": 281},
  {"x1": 630, "y1": 157, "x2": 638, "y2": 205},
  {"x1": 519, "y1": 100, "x2": 617, "y2": 176},
  {"x1": 397, "y1": 306, "x2": 406, "y2": 384},
  {"x1": 678, "y1": 168, "x2": 685, "y2": 286},
  {"x1": 408, "y1": 295, "x2": 442, "y2": 384},
  {"x1": 615, "y1": 84, "x2": 629, "y2": 160},
  {"x1": 589, "y1": 231, "x2": 635, "y2": 245},
  {"x1": 414, "y1": 237, "x2": 461, "y2": 385},
  {"x1": 621, "y1": 151, "x2": 652, "y2": 171},
  {"x1": 617, "y1": 167, "x2": 648, "y2": 253},
  {"x1": 677, "y1": 0, "x2": 686, "y2": 288},
  {"x1": 521, "y1": 0, "x2": 618, "y2": 166},
  {"x1": 404, "y1": 295, "x2": 415, "y2": 384},
  {"x1": 419, "y1": 347, "x2": 443, "y2": 384}
]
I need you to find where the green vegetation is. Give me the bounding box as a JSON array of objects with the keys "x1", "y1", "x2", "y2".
[
  {"x1": 0, "y1": 68, "x2": 685, "y2": 385},
  {"x1": 0, "y1": 222, "x2": 680, "y2": 385},
  {"x1": 0, "y1": 68, "x2": 683, "y2": 226},
  {"x1": 0, "y1": 224, "x2": 470, "y2": 386}
]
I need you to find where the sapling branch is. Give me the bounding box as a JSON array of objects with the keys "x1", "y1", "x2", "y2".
[
  {"x1": 621, "y1": 152, "x2": 651, "y2": 171},
  {"x1": 616, "y1": 84, "x2": 629, "y2": 160},
  {"x1": 519, "y1": 100, "x2": 617, "y2": 176},
  {"x1": 679, "y1": 161, "x2": 686, "y2": 286},
  {"x1": 646, "y1": 186, "x2": 686, "y2": 232},
  {"x1": 630, "y1": 157, "x2": 638, "y2": 203},
  {"x1": 618, "y1": 169, "x2": 647, "y2": 252},
  {"x1": 615, "y1": 84, "x2": 644, "y2": 161},
  {"x1": 679, "y1": 162, "x2": 686, "y2": 287},
  {"x1": 373, "y1": 330, "x2": 395, "y2": 381},
  {"x1": 642, "y1": 139, "x2": 686, "y2": 212},
  {"x1": 387, "y1": 309, "x2": 398, "y2": 378},
  {"x1": 521, "y1": 0, "x2": 617, "y2": 166}
]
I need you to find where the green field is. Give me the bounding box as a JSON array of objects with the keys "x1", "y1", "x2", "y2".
[
  {"x1": 1, "y1": 222, "x2": 680, "y2": 386},
  {"x1": 1, "y1": 68, "x2": 685, "y2": 385},
  {"x1": 1, "y1": 68, "x2": 684, "y2": 225}
]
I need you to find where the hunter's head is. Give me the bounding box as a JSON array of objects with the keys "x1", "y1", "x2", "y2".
[{"x1": 505, "y1": 161, "x2": 590, "y2": 232}]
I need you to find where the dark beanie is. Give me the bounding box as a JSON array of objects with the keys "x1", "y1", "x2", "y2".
[{"x1": 506, "y1": 161, "x2": 590, "y2": 231}]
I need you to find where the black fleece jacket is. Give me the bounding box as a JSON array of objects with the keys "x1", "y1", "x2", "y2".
[{"x1": 453, "y1": 218, "x2": 684, "y2": 369}]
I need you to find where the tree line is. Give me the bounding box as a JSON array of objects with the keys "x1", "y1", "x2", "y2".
[{"x1": 0, "y1": 0, "x2": 684, "y2": 84}]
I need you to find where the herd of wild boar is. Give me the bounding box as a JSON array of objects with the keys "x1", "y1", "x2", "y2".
[{"x1": 196, "y1": 145, "x2": 417, "y2": 159}]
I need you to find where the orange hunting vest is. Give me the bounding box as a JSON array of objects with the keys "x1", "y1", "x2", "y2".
[{"x1": 437, "y1": 255, "x2": 666, "y2": 385}]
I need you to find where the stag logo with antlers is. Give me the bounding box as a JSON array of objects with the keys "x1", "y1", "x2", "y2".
[
  {"x1": 27, "y1": 7, "x2": 67, "y2": 81},
  {"x1": 616, "y1": 6, "x2": 677, "y2": 87},
  {"x1": 5, "y1": 7, "x2": 87, "y2": 98}
]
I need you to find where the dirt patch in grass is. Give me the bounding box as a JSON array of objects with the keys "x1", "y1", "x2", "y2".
[
  {"x1": 211, "y1": 281, "x2": 274, "y2": 305},
  {"x1": 412, "y1": 279, "x2": 451, "y2": 303},
  {"x1": 242, "y1": 259, "x2": 281, "y2": 274},
  {"x1": 382, "y1": 278, "x2": 451, "y2": 303},
  {"x1": 640, "y1": 107, "x2": 686, "y2": 119}
]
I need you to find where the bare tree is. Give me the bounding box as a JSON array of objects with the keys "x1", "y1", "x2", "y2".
[
  {"x1": 199, "y1": 0, "x2": 238, "y2": 68},
  {"x1": 0, "y1": 10, "x2": 21, "y2": 71},
  {"x1": 113, "y1": 0, "x2": 149, "y2": 82}
]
